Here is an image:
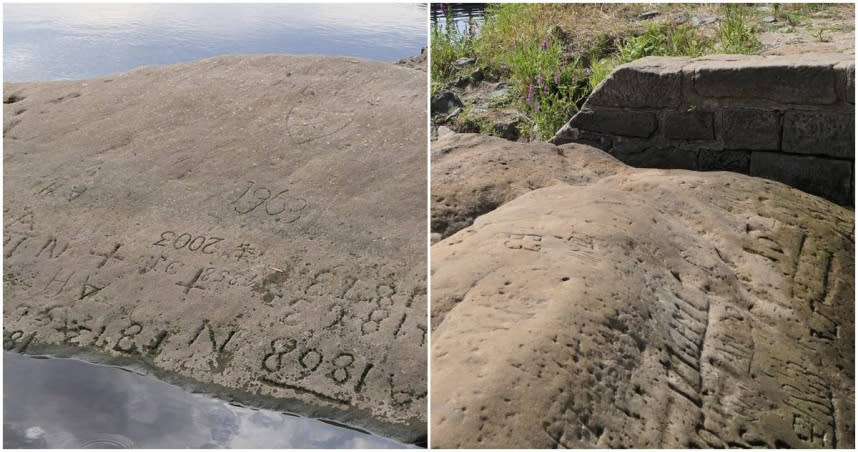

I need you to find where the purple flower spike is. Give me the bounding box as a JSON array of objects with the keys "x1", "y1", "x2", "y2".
[
  {"x1": 439, "y1": 3, "x2": 447, "y2": 16},
  {"x1": 544, "y1": 84, "x2": 549, "y2": 94},
  {"x1": 554, "y1": 74, "x2": 560, "y2": 85},
  {"x1": 527, "y1": 84, "x2": 535, "y2": 103},
  {"x1": 537, "y1": 75, "x2": 545, "y2": 87},
  {"x1": 541, "y1": 40, "x2": 548, "y2": 50},
  {"x1": 535, "y1": 102, "x2": 541, "y2": 112}
]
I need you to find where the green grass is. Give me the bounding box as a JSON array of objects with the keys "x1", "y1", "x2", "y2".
[
  {"x1": 430, "y1": 16, "x2": 475, "y2": 95},
  {"x1": 719, "y1": 4, "x2": 762, "y2": 54},
  {"x1": 430, "y1": 3, "x2": 836, "y2": 141}
]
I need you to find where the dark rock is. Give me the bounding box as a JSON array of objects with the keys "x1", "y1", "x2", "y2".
[
  {"x1": 722, "y1": 109, "x2": 780, "y2": 150},
  {"x1": 690, "y1": 54, "x2": 840, "y2": 105},
  {"x1": 663, "y1": 111, "x2": 715, "y2": 140},
  {"x1": 570, "y1": 109, "x2": 658, "y2": 138},
  {"x1": 637, "y1": 10, "x2": 659, "y2": 20},
  {"x1": 587, "y1": 57, "x2": 689, "y2": 108},
  {"x1": 782, "y1": 111, "x2": 854, "y2": 159},
  {"x1": 698, "y1": 149, "x2": 751, "y2": 173},
  {"x1": 431, "y1": 90, "x2": 463, "y2": 118},
  {"x1": 750, "y1": 152, "x2": 853, "y2": 205}
]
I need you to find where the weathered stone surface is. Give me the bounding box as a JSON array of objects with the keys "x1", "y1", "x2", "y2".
[
  {"x1": 750, "y1": 152, "x2": 853, "y2": 205},
  {"x1": 698, "y1": 149, "x2": 751, "y2": 173},
  {"x1": 722, "y1": 109, "x2": 780, "y2": 150},
  {"x1": 569, "y1": 109, "x2": 658, "y2": 138},
  {"x1": 610, "y1": 143, "x2": 699, "y2": 171},
  {"x1": 431, "y1": 137, "x2": 854, "y2": 448},
  {"x1": 782, "y1": 111, "x2": 855, "y2": 158},
  {"x1": 835, "y1": 60, "x2": 854, "y2": 104},
  {"x1": 690, "y1": 54, "x2": 842, "y2": 104},
  {"x1": 3, "y1": 55, "x2": 426, "y2": 443},
  {"x1": 431, "y1": 133, "x2": 626, "y2": 239},
  {"x1": 587, "y1": 57, "x2": 689, "y2": 108},
  {"x1": 551, "y1": 54, "x2": 854, "y2": 206},
  {"x1": 663, "y1": 111, "x2": 715, "y2": 140}
]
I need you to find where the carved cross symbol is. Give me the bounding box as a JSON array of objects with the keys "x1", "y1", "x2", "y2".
[
  {"x1": 90, "y1": 243, "x2": 124, "y2": 269},
  {"x1": 176, "y1": 268, "x2": 205, "y2": 295}
]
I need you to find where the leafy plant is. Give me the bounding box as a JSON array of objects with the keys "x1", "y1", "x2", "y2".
[
  {"x1": 430, "y1": 9, "x2": 476, "y2": 93},
  {"x1": 719, "y1": 4, "x2": 762, "y2": 54},
  {"x1": 617, "y1": 22, "x2": 712, "y2": 61}
]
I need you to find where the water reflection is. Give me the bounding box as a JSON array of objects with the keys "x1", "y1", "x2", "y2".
[
  {"x1": 430, "y1": 3, "x2": 486, "y2": 30},
  {"x1": 4, "y1": 3, "x2": 427, "y2": 81},
  {"x1": 3, "y1": 352, "x2": 412, "y2": 449}
]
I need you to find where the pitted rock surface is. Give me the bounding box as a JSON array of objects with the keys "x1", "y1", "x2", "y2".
[
  {"x1": 3, "y1": 55, "x2": 426, "y2": 443},
  {"x1": 431, "y1": 137, "x2": 854, "y2": 448},
  {"x1": 431, "y1": 133, "x2": 626, "y2": 239}
]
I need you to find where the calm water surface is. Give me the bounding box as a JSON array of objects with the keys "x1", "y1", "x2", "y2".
[
  {"x1": 4, "y1": 3, "x2": 427, "y2": 81},
  {"x1": 430, "y1": 3, "x2": 486, "y2": 31},
  {"x1": 3, "y1": 352, "x2": 413, "y2": 448}
]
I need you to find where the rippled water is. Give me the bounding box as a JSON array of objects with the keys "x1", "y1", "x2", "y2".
[
  {"x1": 3, "y1": 352, "x2": 413, "y2": 449},
  {"x1": 430, "y1": 3, "x2": 486, "y2": 31},
  {"x1": 4, "y1": 3, "x2": 427, "y2": 81}
]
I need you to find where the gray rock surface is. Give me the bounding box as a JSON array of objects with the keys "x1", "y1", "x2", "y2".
[
  {"x1": 394, "y1": 47, "x2": 427, "y2": 72},
  {"x1": 431, "y1": 135, "x2": 854, "y2": 448},
  {"x1": 3, "y1": 54, "x2": 427, "y2": 443}
]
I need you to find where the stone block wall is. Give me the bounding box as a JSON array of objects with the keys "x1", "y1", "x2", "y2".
[{"x1": 551, "y1": 54, "x2": 855, "y2": 205}]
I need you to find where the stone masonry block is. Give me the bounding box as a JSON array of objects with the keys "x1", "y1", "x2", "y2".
[
  {"x1": 587, "y1": 57, "x2": 689, "y2": 108},
  {"x1": 610, "y1": 143, "x2": 698, "y2": 171},
  {"x1": 690, "y1": 54, "x2": 840, "y2": 104},
  {"x1": 569, "y1": 109, "x2": 658, "y2": 138},
  {"x1": 750, "y1": 152, "x2": 852, "y2": 205},
  {"x1": 835, "y1": 60, "x2": 854, "y2": 104},
  {"x1": 698, "y1": 149, "x2": 750, "y2": 174},
  {"x1": 723, "y1": 109, "x2": 780, "y2": 150},
  {"x1": 663, "y1": 111, "x2": 714, "y2": 140},
  {"x1": 782, "y1": 111, "x2": 854, "y2": 159}
]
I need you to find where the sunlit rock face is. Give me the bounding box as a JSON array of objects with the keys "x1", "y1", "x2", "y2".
[
  {"x1": 3, "y1": 54, "x2": 427, "y2": 443},
  {"x1": 431, "y1": 135, "x2": 853, "y2": 448}
]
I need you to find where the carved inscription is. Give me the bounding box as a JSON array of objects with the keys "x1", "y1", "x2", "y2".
[
  {"x1": 260, "y1": 336, "x2": 377, "y2": 405},
  {"x1": 504, "y1": 233, "x2": 543, "y2": 251},
  {"x1": 154, "y1": 231, "x2": 223, "y2": 254},
  {"x1": 3, "y1": 223, "x2": 426, "y2": 422},
  {"x1": 33, "y1": 181, "x2": 87, "y2": 201},
  {"x1": 90, "y1": 243, "x2": 124, "y2": 269},
  {"x1": 231, "y1": 181, "x2": 307, "y2": 223}
]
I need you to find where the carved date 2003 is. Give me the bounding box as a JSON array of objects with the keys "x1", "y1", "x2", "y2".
[{"x1": 154, "y1": 231, "x2": 222, "y2": 254}]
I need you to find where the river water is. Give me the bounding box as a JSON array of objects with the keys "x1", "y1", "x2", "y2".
[
  {"x1": 4, "y1": 3, "x2": 427, "y2": 81},
  {"x1": 430, "y1": 3, "x2": 486, "y2": 31},
  {"x1": 3, "y1": 3, "x2": 426, "y2": 448},
  {"x1": 3, "y1": 352, "x2": 412, "y2": 448}
]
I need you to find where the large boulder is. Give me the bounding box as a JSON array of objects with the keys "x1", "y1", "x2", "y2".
[
  {"x1": 3, "y1": 55, "x2": 427, "y2": 443},
  {"x1": 431, "y1": 133, "x2": 626, "y2": 239},
  {"x1": 431, "y1": 136, "x2": 854, "y2": 448}
]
